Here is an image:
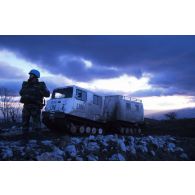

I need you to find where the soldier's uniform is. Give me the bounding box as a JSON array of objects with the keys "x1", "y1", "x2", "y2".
[{"x1": 19, "y1": 78, "x2": 50, "y2": 133}]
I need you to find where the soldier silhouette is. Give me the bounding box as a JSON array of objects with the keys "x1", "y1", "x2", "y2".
[{"x1": 19, "y1": 69, "x2": 50, "y2": 138}]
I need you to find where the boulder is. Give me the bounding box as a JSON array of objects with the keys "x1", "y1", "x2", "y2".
[
  {"x1": 150, "y1": 150, "x2": 156, "y2": 157},
  {"x1": 2, "y1": 148, "x2": 13, "y2": 159},
  {"x1": 87, "y1": 154, "x2": 99, "y2": 161},
  {"x1": 109, "y1": 153, "x2": 125, "y2": 161},
  {"x1": 36, "y1": 152, "x2": 64, "y2": 161},
  {"x1": 41, "y1": 140, "x2": 53, "y2": 146},
  {"x1": 65, "y1": 145, "x2": 77, "y2": 157},
  {"x1": 52, "y1": 146, "x2": 65, "y2": 156},
  {"x1": 70, "y1": 137, "x2": 82, "y2": 145},
  {"x1": 86, "y1": 142, "x2": 100, "y2": 153},
  {"x1": 117, "y1": 139, "x2": 126, "y2": 152},
  {"x1": 127, "y1": 145, "x2": 136, "y2": 156},
  {"x1": 179, "y1": 153, "x2": 189, "y2": 160},
  {"x1": 75, "y1": 156, "x2": 83, "y2": 161},
  {"x1": 167, "y1": 143, "x2": 176, "y2": 152},
  {"x1": 29, "y1": 140, "x2": 37, "y2": 145},
  {"x1": 136, "y1": 144, "x2": 148, "y2": 153}
]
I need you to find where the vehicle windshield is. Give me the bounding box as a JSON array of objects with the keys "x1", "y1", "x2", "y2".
[{"x1": 52, "y1": 87, "x2": 73, "y2": 99}]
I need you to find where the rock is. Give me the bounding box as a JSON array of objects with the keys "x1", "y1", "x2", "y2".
[
  {"x1": 70, "y1": 137, "x2": 82, "y2": 145},
  {"x1": 101, "y1": 140, "x2": 109, "y2": 148},
  {"x1": 52, "y1": 146, "x2": 65, "y2": 156},
  {"x1": 86, "y1": 142, "x2": 100, "y2": 152},
  {"x1": 16, "y1": 146, "x2": 25, "y2": 156},
  {"x1": 148, "y1": 136, "x2": 154, "y2": 140},
  {"x1": 118, "y1": 139, "x2": 126, "y2": 152},
  {"x1": 2, "y1": 148, "x2": 13, "y2": 159},
  {"x1": 128, "y1": 136, "x2": 135, "y2": 145},
  {"x1": 136, "y1": 145, "x2": 148, "y2": 153},
  {"x1": 75, "y1": 156, "x2": 83, "y2": 161},
  {"x1": 175, "y1": 147, "x2": 184, "y2": 153},
  {"x1": 88, "y1": 135, "x2": 96, "y2": 141},
  {"x1": 104, "y1": 135, "x2": 116, "y2": 142},
  {"x1": 139, "y1": 140, "x2": 148, "y2": 146},
  {"x1": 87, "y1": 154, "x2": 98, "y2": 161},
  {"x1": 29, "y1": 140, "x2": 37, "y2": 145},
  {"x1": 168, "y1": 137, "x2": 176, "y2": 142},
  {"x1": 128, "y1": 145, "x2": 136, "y2": 155},
  {"x1": 60, "y1": 135, "x2": 71, "y2": 143},
  {"x1": 179, "y1": 153, "x2": 189, "y2": 160},
  {"x1": 149, "y1": 137, "x2": 161, "y2": 149},
  {"x1": 167, "y1": 143, "x2": 176, "y2": 152},
  {"x1": 150, "y1": 150, "x2": 156, "y2": 157},
  {"x1": 41, "y1": 140, "x2": 53, "y2": 146},
  {"x1": 109, "y1": 153, "x2": 125, "y2": 161},
  {"x1": 36, "y1": 152, "x2": 64, "y2": 161},
  {"x1": 65, "y1": 145, "x2": 77, "y2": 157},
  {"x1": 96, "y1": 135, "x2": 104, "y2": 141}
]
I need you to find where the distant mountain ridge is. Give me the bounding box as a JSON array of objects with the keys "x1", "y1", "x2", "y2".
[{"x1": 145, "y1": 107, "x2": 195, "y2": 120}]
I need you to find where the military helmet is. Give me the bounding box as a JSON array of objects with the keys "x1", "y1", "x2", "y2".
[{"x1": 29, "y1": 69, "x2": 40, "y2": 78}]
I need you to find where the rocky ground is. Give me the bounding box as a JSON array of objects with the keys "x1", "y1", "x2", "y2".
[{"x1": 0, "y1": 127, "x2": 194, "y2": 161}]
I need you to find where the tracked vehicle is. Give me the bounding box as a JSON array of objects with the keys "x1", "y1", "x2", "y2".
[{"x1": 42, "y1": 85, "x2": 144, "y2": 135}]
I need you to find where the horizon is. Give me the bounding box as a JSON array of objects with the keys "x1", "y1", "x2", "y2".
[{"x1": 0, "y1": 35, "x2": 195, "y2": 113}]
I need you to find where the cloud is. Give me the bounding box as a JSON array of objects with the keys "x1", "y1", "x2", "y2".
[
  {"x1": 0, "y1": 61, "x2": 26, "y2": 79},
  {"x1": 0, "y1": 35, "x2": 195, "y2": 96}
]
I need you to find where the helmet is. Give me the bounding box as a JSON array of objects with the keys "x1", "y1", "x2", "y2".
[{"x1": 29, "y1": 69, "x2": 40, "y2": 78}]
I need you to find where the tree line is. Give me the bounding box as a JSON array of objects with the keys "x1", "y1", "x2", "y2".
[{"x1": 0, "y1": 87, "x2": 22, "y2": 124}]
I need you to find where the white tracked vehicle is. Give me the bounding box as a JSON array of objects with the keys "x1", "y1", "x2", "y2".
[{"x1": 42, "y1": 85, "x2": 144, "y2": 135}]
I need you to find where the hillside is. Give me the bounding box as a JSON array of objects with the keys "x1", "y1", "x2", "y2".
[{"x1": 145, "y1": 107, "x2": 195, "y2": 120}]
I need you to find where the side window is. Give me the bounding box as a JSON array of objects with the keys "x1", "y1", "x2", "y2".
[
  {"x1": 76, "y1": 89, "x2": 87, "y2": 101},
  {"x1": 126, "y1": 102, "x2": 131, "y2": 110},
  {"x1": 93, "y1": 95, "x2": 102, "y2": 106}
]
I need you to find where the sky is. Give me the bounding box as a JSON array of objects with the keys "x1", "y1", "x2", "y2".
[{"x1": 0, "y1": 35, "x2": 195, "y2": 113}]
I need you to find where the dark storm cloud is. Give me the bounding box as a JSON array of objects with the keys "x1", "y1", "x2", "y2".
[
  {"x1": 0, "y1": 35, "x2": 195, "y2": 96},
  {"x1": 50, "y1": 56, "x2": 122, "y2": 81},
  {"x1": 0, "y1": 80, "x2": 22, "y2": 95},
  {"x1": 0, "y1": 61, "x2": 26, "y2": 79}
]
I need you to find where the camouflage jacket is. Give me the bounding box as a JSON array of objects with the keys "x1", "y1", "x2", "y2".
[{"x1": 19, "y1": 78, "x2": 50, "y2": 106}]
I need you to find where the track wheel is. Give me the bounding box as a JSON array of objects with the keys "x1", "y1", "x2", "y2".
[
  {"x1": 120, "y1": 127, "x2": 125, "y2": 134},
  {"x1": 79, "y1": 126, "x2": 85, "y2": 134},
  {"x1": 86, "y1": 126, "x2": 91, "y2": 134},
  {"x1": 125, "y1": 128, "x2": 130, "y2": 135},
  {"x1": 91, "y1": 127, "x2": 97, "y2": 135},
  {"x1": 138, "y1": 128, "x2": 142, "y2": 134},
  {"x1": 98, "y1": 128, "x2": 103, "y2": 135},
  {"x1": 70, "y1": 123, "x2": 77, "y2": 134},
  {"x1": 133, "y1": 128, "x2": 137, "y2": 135}
]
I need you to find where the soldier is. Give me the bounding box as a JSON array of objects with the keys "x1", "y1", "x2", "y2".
[{"x1": 19, "y1": 69, "x2": 50, "y2": 138}]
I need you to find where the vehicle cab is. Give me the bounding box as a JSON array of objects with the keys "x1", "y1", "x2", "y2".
[{"x1": 45, "y1": 85, "x2": 104, "y2": 121}]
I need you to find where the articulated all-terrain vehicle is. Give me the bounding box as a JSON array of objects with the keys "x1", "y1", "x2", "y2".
[{"x1": 42, "y1": 85, "x2": 144, "y2": 135}]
